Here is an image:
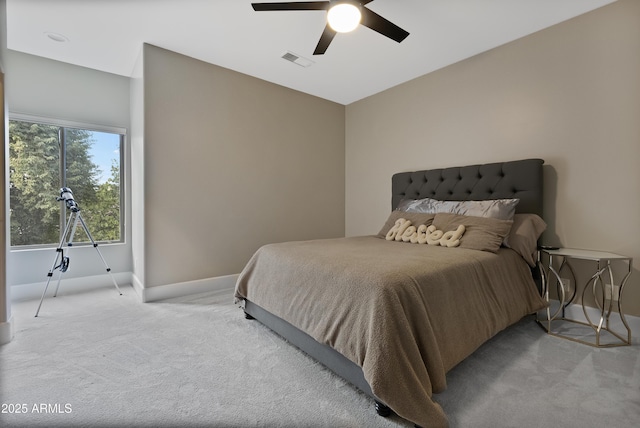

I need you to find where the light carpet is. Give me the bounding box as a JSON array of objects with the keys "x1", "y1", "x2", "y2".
[{"x1": 1, "y1": 285, "x2": 639, "y2": 428}]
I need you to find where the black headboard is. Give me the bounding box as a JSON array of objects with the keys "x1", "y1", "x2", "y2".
[{"x1": 392, "y1": 158, "x2": 544, "y2": 217}]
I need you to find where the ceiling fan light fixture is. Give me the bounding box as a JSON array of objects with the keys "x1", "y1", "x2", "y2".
[{"x1": 327, "y1": 3, "x2": 361, "y2": 33}]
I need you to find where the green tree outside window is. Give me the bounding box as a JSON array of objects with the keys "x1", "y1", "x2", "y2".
[{"x1": 9, "y1": 119, "x2": 123, "y2": 247}]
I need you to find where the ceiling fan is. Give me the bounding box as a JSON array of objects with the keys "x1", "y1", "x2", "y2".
[{"x1": 251, "y1": 1, "x2": 410, "y2": 55}]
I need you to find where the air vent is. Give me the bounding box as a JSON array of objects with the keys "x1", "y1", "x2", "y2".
[{"x1": 281, "y1": 51, "x2": 314, "y2": 68}]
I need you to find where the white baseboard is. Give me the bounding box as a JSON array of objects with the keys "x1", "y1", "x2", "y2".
[
  {"x1": 133, "y1": 274, "x2": 238, "y2": 303},
  {"x1": 131, "y1": 272, "x2": 144, "y2": 300},
  {"x1": 0, "y1": 315, "x2": 15, "y2": 345},
  {"x1": 11, "y1": 272, "x2": 133, "y2": 302},
  {"x1": 12, "y1": 272, "x2": 238, "y2": 304}
]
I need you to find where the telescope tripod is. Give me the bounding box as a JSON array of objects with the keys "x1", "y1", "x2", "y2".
[{"x1": 35, "y1": 207, "x2": 122, "y2": 317}]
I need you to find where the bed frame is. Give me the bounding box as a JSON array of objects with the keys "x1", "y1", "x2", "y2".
[{"x1": 243, "y1": 158, "x2": 544, "y2": 421}]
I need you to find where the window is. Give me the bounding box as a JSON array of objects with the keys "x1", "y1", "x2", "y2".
[{"x1": 9, "y1": 116, "x2": 124, "y2": 247}]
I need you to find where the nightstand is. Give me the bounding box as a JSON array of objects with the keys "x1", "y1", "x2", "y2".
[{"x1": 537, "y1": 247, "x2": 633, "y2": 347}]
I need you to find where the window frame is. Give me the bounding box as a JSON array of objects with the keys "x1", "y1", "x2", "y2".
[{"x1": 8, "y1": 113, "x2": 126, "y2": 249}]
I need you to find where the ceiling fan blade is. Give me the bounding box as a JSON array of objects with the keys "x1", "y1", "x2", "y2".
[
  {"x1": 313, "y1": 24, "x2": 336, "y2": 55},
  {"x1": 361, "y1": 7, "x2": 409, "y2": 43},
  {"x1": 252, "y1": 1, "x2": 330, "y2": 11}
]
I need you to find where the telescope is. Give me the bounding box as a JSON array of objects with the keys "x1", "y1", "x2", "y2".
[
  {"x1": 57, "y1": 187, "x2": 80, "y2": 212},
  {"x1": 35, "y1": 186, "x2": 122, "y2": 317}
]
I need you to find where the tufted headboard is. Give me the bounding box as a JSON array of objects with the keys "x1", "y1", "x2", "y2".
[{"x1": 392, "y1": 158, "x2": 544, "y2": 217}]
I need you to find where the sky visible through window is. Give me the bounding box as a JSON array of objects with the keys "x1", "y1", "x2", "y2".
[{"x1": 90, "y1": 131, "x2": 120, "y2": 184}]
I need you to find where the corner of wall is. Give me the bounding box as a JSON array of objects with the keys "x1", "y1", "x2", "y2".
[
  {"x1": 130, "y1": 44, "x2": 145, "y2": 288},
  {"x1": 0, "y1": 315, "x2": 14, "y2": 345},
  {"x1": 1, "y1": 0, "x2": 11, "y2": 341}
]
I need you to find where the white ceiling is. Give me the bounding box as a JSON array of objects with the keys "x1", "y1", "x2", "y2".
[{"x1": 6, "y1": 0, "x2": 616, "y2": 105}]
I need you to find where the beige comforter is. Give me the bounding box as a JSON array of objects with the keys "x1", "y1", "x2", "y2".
[{"x1": 234, "y1": 236, "x2": 546, "y2": 427}]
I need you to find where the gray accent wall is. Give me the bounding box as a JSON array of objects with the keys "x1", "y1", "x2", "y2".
[
  {"x1": 345, "y1": 0, "x2": 640, "y2": 316},
  {"x1": 135, "y1": 44, "x2": 345, "y2": 290}
]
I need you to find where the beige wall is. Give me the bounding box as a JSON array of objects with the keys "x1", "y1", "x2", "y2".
[
  {"x1": 138, "y1": 44, "x2": 345, "y2": 289},
  {"x1": 346, "y1": 0, "x2": 640, "y2": 316}
]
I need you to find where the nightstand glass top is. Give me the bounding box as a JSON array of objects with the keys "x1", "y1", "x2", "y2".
[{"x1": 542, "y1": 247, "x2": 629, "y2": 261}]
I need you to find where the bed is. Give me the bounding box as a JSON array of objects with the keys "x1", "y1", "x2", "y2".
[{"x1": 234, "y1": 158, "x2": 548, "y2": 428}]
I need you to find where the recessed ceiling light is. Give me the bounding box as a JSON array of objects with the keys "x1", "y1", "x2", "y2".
[{"x1": 44, "y1": 32, "x2": 69, "y2": 43}]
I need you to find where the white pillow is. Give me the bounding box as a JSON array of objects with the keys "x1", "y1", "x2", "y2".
[{"x1": 397, "y1": 197, "x2": 519, "y2": 221}]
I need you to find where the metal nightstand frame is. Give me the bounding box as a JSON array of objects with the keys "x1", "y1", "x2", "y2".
[{"x1": 536, "y1": 247, "x2": 632, "y2": 347}]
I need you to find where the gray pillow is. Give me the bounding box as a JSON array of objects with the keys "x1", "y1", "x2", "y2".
[{"x1": 397, "y1": 197, "x2": 519, "y2": 221}]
